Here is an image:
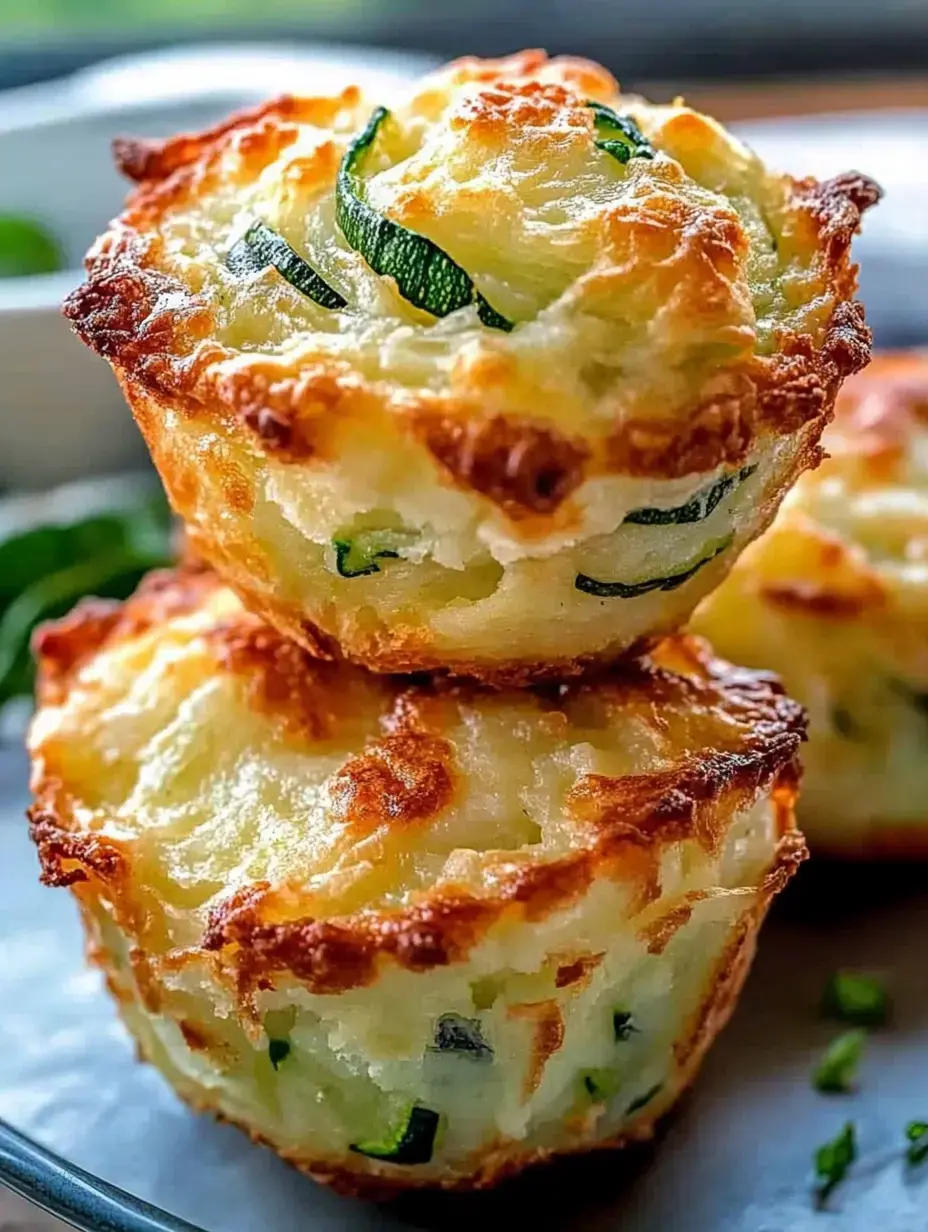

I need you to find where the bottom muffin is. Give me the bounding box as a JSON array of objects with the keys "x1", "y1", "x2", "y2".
[{"x1": 27, "y1": 569, "x2": 806, "y2": 1196}]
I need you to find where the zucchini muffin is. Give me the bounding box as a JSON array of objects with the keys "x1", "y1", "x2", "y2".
[
  {"x1": 28, "y1": 568, "x2": 806, "y2": 1195},
  {"x1": 63, "y1": 51, "x2": 879, "y2": 682},
  {"x1": 693, "y1": 352, "x2": 928, "y2": 857}
]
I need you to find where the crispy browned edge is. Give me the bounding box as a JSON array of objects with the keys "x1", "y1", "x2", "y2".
[
  {"x1": 28, "y1": 567, "x2": 806, "y2": 992},
  {"x1": 60, "y1": 52, "x2": 880, "y2": 517}
]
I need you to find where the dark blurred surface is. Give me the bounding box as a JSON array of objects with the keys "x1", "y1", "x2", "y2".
[{"x1": 3, "y1": 0, "x2": 928, "y2": 91}]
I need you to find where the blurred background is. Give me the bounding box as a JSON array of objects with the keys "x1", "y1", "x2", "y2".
[{"x1": 4, "y1": 0, "x2": 928, "y2": 100}]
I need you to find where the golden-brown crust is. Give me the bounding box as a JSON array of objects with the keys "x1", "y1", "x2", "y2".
[
  {"x1": 28, "y1": 805, "x2": 126, "y2": 889},
  {"x1": 759, "y1": 578, "x2": 885, "y2": 619},
  {"x1": 565, "y1": 740, "x2": 803, "y2": 858},
  {"x1": 32, "y1": 566, "x2": 215, "y2": 706},
  {"x1": 638, "y1": 899, "x2": 698, "y2": 955},
  {"x1": 411, "y1": 411, "x2": 591, "y2": 517},
  {"x1": 554, "y1": 952, "x2": 605, "y2": 989},
  {"x1": 112, "y1": 95, "x2": 324, "y2": 185},
  {"x1": 329, "y1": 732, "x2": 456, "y2": 836},
  {"x1": 205, "y1": 619, "x2": 364, "y2": 741},
  {"x1": 507, "y1": 1000, "x2": 566, "y2": 1101}
]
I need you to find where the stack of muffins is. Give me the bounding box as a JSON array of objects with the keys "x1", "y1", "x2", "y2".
[{"x1": 30, "y1": 52, "x2": 879, "y2": 1195}]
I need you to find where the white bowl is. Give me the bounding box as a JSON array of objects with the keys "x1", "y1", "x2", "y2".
[{"x1": 0, "y1": 43, "x2": 434, "y2": 490}]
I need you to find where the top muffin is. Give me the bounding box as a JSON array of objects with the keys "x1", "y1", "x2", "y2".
[{"x1": 64, "y1": 50, "x2": 879, "y2": 682}]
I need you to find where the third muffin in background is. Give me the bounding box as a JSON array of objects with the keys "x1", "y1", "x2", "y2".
[{"x1": 693, "y1": 352, "x2": 928, "y2": 857}]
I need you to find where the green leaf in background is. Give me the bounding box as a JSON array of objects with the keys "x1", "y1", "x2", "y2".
[
  {"x1": 0, "y1": 491, "x2": 174, "y2": 705},
  {"x1": 0, "y1": 214, "x2": 65, "y2": 278}
]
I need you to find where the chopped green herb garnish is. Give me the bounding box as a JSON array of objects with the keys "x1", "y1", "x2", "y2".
[
  {"x1": 350, "y1": 1104, "x2": 440, "y2": 1165},
  {"x1": 623, "y1": 466, "x2": 756, "y2": 527},
  {"x1": 813, "y1": 1029, "x2": 867, "y2": 1094},
  {"x1": 429, "y1": 1013, "x2": 493, "y2": 1060},
  {"x1": 813, "y1": 1121, "x2": 857, "y2": 1208},
  {"x1": 226, "y1": 219, "x2": 346, "y2": 309},
  {"x1": 906, "y1": 1121, "x2": 928, "y2": 1165},
  {"x1": 0, "y1": 493, "x2": 173, "y2": 704},
  {"x1": 336, "y1": 107, "x2": 512, "y2": 330},
  {"x1": 268, "y1": 1038, "x2": 291, "y2": 1070},
  {"x1": 0, "y1": 213, "x2": 65, "y2": 278},
  {"x1": 612, "y1": 1011, "x2": 638, "y2": 1042},
  {"x1": 822, "y1": 972, "x2": 889, "y2": 1028},
  {"x1": 575, "y1": 533, "x2": 733, "y2": 599},
  {"x1": 587, "y1": 101, "x2": 655, "y2": 165},
  {"x1": 626, "y1": 1083, "x2": 662, "y2": 1116},
  {"x1": 331, "y1": 527, "x2": 415, "y2": 578}
]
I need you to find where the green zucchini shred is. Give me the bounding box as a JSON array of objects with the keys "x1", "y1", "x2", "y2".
[
  {"x1": 350, "y1": 1104, "x2": 440, "y2": 1165},
  {"x1": 429, "y1": 1013, "x2": 493, "y2": 1060},
  {"x1": 336, "y1": 107, "x2": 512, "y2": 331},
  {"x1": 226, "y1": 220, "x2": 346, "y2": 310},
  {"x1": 331, "y1": 528, "x2": 415, "y2": 578},
  {"x1": 575, "y1": 533, "x2": 733, "y2": 600},
  {"x1": 587, "y1": 100, "x2": 655, "y2": 165},
  {"x1": 626, "y1": 1082, "x2": 662, "y2": 1116},
  {"x1": 580, "y1": 1068, "x2": 621, "y2": 1102},
  {"x1": 268, "y1": 1039, "x2": 291, "y2": 1070},
  {"x1": 613, "y1": 1010, "x2": 638, "y2": 1042},
  {"x1": 623, "y1": 465, "x2": 756, "y2": 527}
]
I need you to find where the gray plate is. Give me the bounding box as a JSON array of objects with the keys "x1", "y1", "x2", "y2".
[{"x1": 1, "y1": 742, "x2": 926, "y2": 1231}]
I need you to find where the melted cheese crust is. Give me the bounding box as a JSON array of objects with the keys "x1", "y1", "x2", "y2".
[
  {"x1": 62, "y1": 51, "x2": 878, "y2": 678},
  {"x1": 693, "y1": 352, "x2": 928, "y2": 856},
  {"x1": 28, "y1": 569, "x2": 805, "y2": 1192}
]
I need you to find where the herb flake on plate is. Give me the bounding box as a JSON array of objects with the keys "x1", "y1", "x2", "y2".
[
  {"x1": 822, "y1": 971, "x2": 889, "y2": 1028},
  {"x1": 906, "y1": 1120, "x2": 928, "y2": 1166},
  {"x1": 813, "y1": 1120, "x2": 857, "y2": 1208},
  {"x1": 813, "y1": 1029, "x2": 867, "y2": 1095}
]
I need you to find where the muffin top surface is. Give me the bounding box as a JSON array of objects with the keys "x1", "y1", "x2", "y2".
[
  {"x1": 28, "y1": 569, "x2": 804, "y2": 992},
  {"x1": 64, "y1": 50, "x2": 878, "y2": 491}
]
